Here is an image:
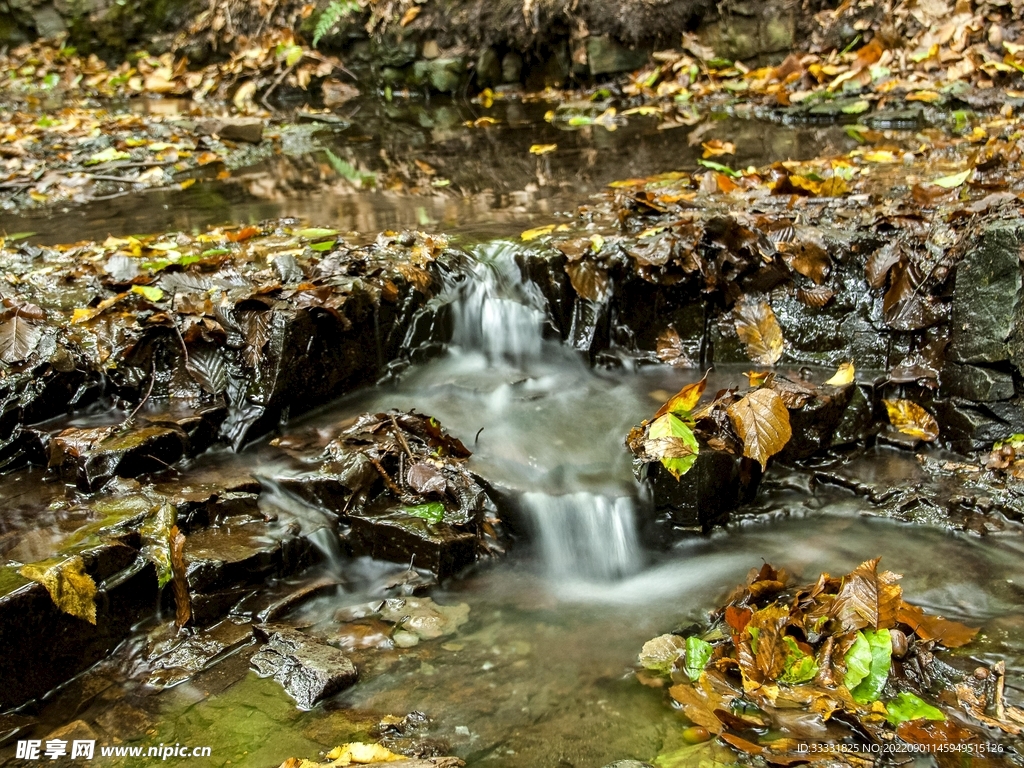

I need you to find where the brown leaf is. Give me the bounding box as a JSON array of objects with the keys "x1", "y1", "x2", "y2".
[
  {"x1": 566, "y1": 260, "x2": 609, "y2": 302},
  {"x1": 170, "y1": 525, "x2": 191, "y2": 629},
  {"x1": 747, "y1": 603, "x2": 791, "y2": 682},
  {"x1": 725, "y1": 605, "x2": 753, "y2": 633},
  {"x1": 897, "y1": 602, "x2": 978, "y2": 647},
  {"x1": 0, "y1": 312, "x2": 43, "y2": 363},
  {"x1": 896, "y1": 718, "x2": 977, "y2": 746},
  {"x1": 734, "y1": 300, "x2": 784, "y2": 365},
  {"x1": 854, "y1": 38, "x2": 885, "y2": 70},
  {"x1": 883, "y1": 399, "x2": 939, "y2": 442},
  {"x1": 796, "y1": 285, "x2": 834, "y2": 308},
  {"x1": 883, "y1": 260, "x2": 945, "y2": 331},
  {"x1": 407, "y1": 462, "x2": 447, "y2": 495},
  {"x1": 829, "y1": 558, "x2": 902, "y2": 633},
  {"x1": 727, "y1": 388, "x2": 792, "y2": 469},
  {"x1": 780, "y1": 240, "x2": 830, "y2": 284},
  {"x1": 656, "y1": 327, "x2": 694, "y2": 367},
  {"x1": 669, "y1": 683, "x2": 724, "y2": 733}
]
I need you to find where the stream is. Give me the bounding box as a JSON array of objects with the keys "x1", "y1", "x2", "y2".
[{"x1": 3, "y1": 100, "x2": 1024, "y2": 768}]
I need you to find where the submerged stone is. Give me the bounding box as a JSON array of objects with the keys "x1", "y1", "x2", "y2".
[
  {"x1": 49, "y1": 424, "x2": 188, "y2": 491},
  {"x1": 251, "y1": 624, "x2": 358, "y2": 709},
  {"x1": 349, "y1": 510, "x2": 477, "y2": 579}
]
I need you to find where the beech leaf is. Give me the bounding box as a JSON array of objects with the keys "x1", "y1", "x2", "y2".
[
  {"x1": 824, "y1": 361, "x2": 855, "y2": 386},
  {"x1": 843, "y1": 628, "x2": 891, "y2": 704},
  {"x1": 647, "y1": 413, "x2": 700, "y2": 479},
  {"x1": 20, "y1": 555, "x2": 97, "y2": 624},
  {"x1": 733, "y1": 300, "x2": 784, "y2": 365},
  {"x1": 684, "y1": 636, "x2": 714, "y2": 681},
  {"x1": 639, "y1": 633, "x2": 687, "y2": 674},
  {"x1": 0, "y1": 313, "x2": 43, "y2": 363},
  {"x1": 727, "y1": 388, "x2": 792, "y2": 469},
  {"x1": 653, "y1": 371, "x2": 709, "y2": 418},
  {"x1": 883, "y1": 399, "x2": 939, "y2": 442},
  {"x1": 829, "y1": 557, "x2": 902, "y2": 633},
  {"x1": 897, "y1": 602, "x2": 978, "y2": 648},
  {"x1": 885, "y1": 692, "x2": 945, "y2": 725}
]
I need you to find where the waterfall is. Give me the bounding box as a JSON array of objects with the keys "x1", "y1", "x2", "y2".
[
  {"x1": 520, "y1": 492, "x2": 644, "y2": 582},
  {"x1": 450, "y1": 241, "x2": 547, "y2": 366}
]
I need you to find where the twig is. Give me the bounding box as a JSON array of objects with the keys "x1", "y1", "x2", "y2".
[
  {"x1": 261, "y1": 58, "x2": 301, "y2": 111},
  {"x1": 125, "y1": 358, "x2": 157, "y2": 425},
  {"x1": 389, "y1": 414, "x2": 414, "y2": 459}
]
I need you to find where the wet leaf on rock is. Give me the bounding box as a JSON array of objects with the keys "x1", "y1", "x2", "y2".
[
  {"x1": 656, "y1": 327, "x2": 693, "y2": 367},
  {"x1": 727, "y1": 388, "x2": 791, "y2": 470},
  {"x1": 639, "y1": 633, "x2": 686, "y2": 674},
  {"x1": 565, "y1": 260, "x2": 609, "y2": 302},
  {"x1": 406, "y1": 462, "x2": 446, "y2": 495},
  {"x1": 733, "y1": 300, "x2": 784, "y2": 365},
  {"x1": 0, "y1": 312, "x2": 43, "y2": 363},
  {"x1": 186, "y1": 345, "x2": 229, "y2": 395},
  {"x1": 824, "y1": 361, "x2": 855, "y2": 386},
  {"x1": 131, "y1": 284, "x2": 164, "y2": 302},
  {"x1": 141, "y1": 503, "x2": 177, "y2": 588},
  {"x1": 668, "y1": 683, "x2": 725, "y2": 734},
  {"x1": 647, "y1": 413, "x2": 699, "y2": 479},
  {"x1": 883, "y1": 399, "x2": 939, "y2": 442},
  {"x1": 400, "y1": 501, "x2": 445, "y2": 523},
  {"x1": 653, "y1": 371, "x2": 708, "y2": 418},
  {"x1": 653, "y1": 739, "x2": 737, "y2": 767},
  {"x1": 19, "y1": 555, "x2": 97, "y2": 624},
  {"x1": 170, "y1": 525, "x2": 191, "y2": 629}
]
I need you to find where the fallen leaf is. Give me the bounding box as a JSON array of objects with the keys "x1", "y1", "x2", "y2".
[
  {"x1": 734, "y1": 300, "x2": 785, "y2": 365},
  {"x1": 521, "y1": 224, "x2": 556, "y2": 241},
  {"x1": 399, "y1": 5, "x2": 420, "y2": 25},
  {"x1": 829, "y1": 557, "x2": 902, "y2": 633},
  {"x1": 702, "y1": 139, "x2": 736, "y2": 157},
  {"x1": 639, "y1": 633, "x2": 686, "y2": 674},
  {"x1": 0, "y1": 312, "x2": 43, "y2": 363},
  {"x1": 883, "y1": 399, "x2": 939, "y2": 441},
  {"x1": 930, "y1": 169, "x2": 972, "y2": 188},
  {"x1": 885, "y1": 692, "x2": 945, "y2": 725},
  {"x1": 647, "y1": 412, "x2": 700, "y2": 479},
  {"x1": 529, "y1": 143, "x2": 557, "y2": 155},
  {"x1": 684, "y1": 636, "x2": 714, "y2": 681},
  {"x1": 131, "y1": 284, "x2": 164, "y2": 302},
  {"x1": 20, "y1": 556, "x2": 97, "y2": 624},
  {"x1": 843, "y1": 628, "x2": 891, "y2": 704},
  {"x1": 656, "y1": 327, "x2": 693, "y2": 367},
  {"x1": 566, "y1": 260, "x2": 609, "y2": 302},
  {"x1": 824, "y1": 361, "x2": 855, "y2": 386},
  {"x1": 669, "y1": 683, "x2": 724, "y2": 732},
  {"x1": 170, "y1": 525, "x2": 191, "y2": 629},
  {"x1": 653, "y1": 371, "x2": 708, "y2": 418},
  {"x1": 897, "y1": 602, "x2": 978, "y2": 647},
  {"x1": 727, "y1": 388, "x2": 792, "y2": 469}
]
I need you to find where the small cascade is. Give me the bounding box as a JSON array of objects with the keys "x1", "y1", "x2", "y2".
[
  {"x1": 450, "y1": 241, "x2": 548, "y2": 366},
  {"x1": 521, "y1": 492, "x2": 644, "y2": 582}
]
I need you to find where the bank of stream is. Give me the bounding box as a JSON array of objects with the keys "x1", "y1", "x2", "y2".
[{"x1": 2, "y1": 100, "x2": 1024, "y2": 768}]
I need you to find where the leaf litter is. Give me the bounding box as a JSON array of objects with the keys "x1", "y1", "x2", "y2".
[{"x1": 640, "y1": 559, "x2": 1022, "y2": 765}]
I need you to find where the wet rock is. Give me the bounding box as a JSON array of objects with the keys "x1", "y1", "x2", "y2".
[
  {"x1": 0, "y1": 555, "x2": 158, "y2": 710},
  {"x1": 49, "y1": 423, "x2": 188, "y2": 491},
  {"x1": 501, "y1": 51, "x2": 523, "y2": 83},
  {"x1": 199, "y1": 117, "x2": 265, "y2": 144},
  {"x1": 933, "y1": 398, "x2": 1024, "y2": 453},
  {"x1": 941, "y1": 363, "x2": 1015, "y2": 402},
  {"x1": 950, "y1": 218, "x2": 1024, "y2": 365},
  {"x1": 586, "y1": 35, "x2": 650, "y2": 75},
  {"x1": 322, "y1": 79, "x2": 360, "y2": 108},
  {"x1": 43, "y1": 720, "x2": 98, "y2": 747},
  {"x1": 251, "y1": 624, "x2": 357, "y2": 709},
  {"x1": 475, "y1": 47, "x2": 502, "y2": 87},
  {"x1": 349, "y1": 510, "x2": 478, "y2": 579},
  {"x1": 637, "y1": 447, "x2": 757, "y2": 539},
  {"x1": 378, "y1": 596, "x2": 470, "y2": 645},
  {"x1": 779, "y1": 380, "x2": 854, "y2": 460},
  {"x1": 94, "y1": 701, "x2": 155, "y2": 740},
  {"x1": 148, "y1": 619, "x2": 254, "y2": 687},
  {"x1": 185, "y1": 522, "x2": 319, "y2": 625}
]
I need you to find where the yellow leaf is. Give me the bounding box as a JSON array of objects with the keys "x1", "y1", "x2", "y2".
[
  {"x1": 862, "y1": 150, "x2": 899, "y2": 163},
  {"x1": 701, "y1": 139, "x2": 736, "y2": 158},
  {"x1": 930, "y1": 169, "x2": 972, "y2": 189},
  {"x1": 131, "y1": 285, "x2": 164, "y2": 302},
  {"x1": 179, "y1": 178, "x2": 196, "y2": 190},
  {"x1": 529, "y1": 143, "x2": 557, "y2": 155},
  {"x1": 825, "y1": 361, "x2": 855, "y2": 386},
  {"x1": 653, "y1": 370, "x2": 709, "y2": 419},
  {"x1": 325, "y1": 742, "x2": 405, "y2": 764},
  {"x1": 883, "y1": 399, "x2": 939, "y2": 442},
  {"x1": 400, "y1": 5, "x2": 420, "y2": 26},
  {"x1": 521, "y1": 224, "x2": 556, "y2": 241},
  {"x1": 20, "y1": 556, "x2": 97, "y2": 624},
  {"x1": 727, "y1": 388, "x2": 793, "y2": 469},
  {"x1": 734, "y1": 300, "x2": 784, "y2": 365},
  {"x1": 906, "y1": 90, "x2": 941, "y2": 103},
  {"x1": 746, "y1": 370, "x2": 770, "y2": 387}
]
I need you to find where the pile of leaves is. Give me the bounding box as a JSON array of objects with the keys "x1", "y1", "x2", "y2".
[
  {"x1": 639, "y1": 559, "x2": 1024, "y2": 765},
  {"x1": 280, "y1": 408, "x2": 502, "y2": 551},
  {"x1": 0, "y1": 29, "x2": 342, "y2": 107}
]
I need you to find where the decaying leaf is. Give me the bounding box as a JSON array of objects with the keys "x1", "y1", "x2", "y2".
[
  {"x1": 0, "y1": 312, "x2": 43, "y2": 363},
  {"x1": 170, "y1": 525, "x2": 192, "y2": 629},
  {"x1": 565, "y1": 260, "x2": 609, "y2": 302},
  {"x1": 727, "y1": 388, "x2": 792, "y2": 469},
  {"x1": 324, "y1": 742, "x2": 405, "y2": 763},
  {"x1": 656, "y1": 327, "x2": 694, "y2": 367},
  {"x1": 20, "y1": 555, "x2": 97, "y2": 624},
  {"x1": 883, "y1": 399, "x2": 939, "y2": 442},
  {"x1": 897, "y1": 602, "x2": 978, "y2": 647},
  {"x1": 668, "y1": 683, "x2": 724, "y2": 733},
  {"x1": 639, "y1": 633, "x2": 687, "y2": 674},
  {"x1": 733, "y1": 300, "x2": 784, "y2": 365},
  {"x1": 829, "y1": 557, "x2": 902, "y2": 633}
]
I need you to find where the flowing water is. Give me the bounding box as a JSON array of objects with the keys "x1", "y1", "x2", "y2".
[{"x1": 4, "y1": 105, "x2": 1024, "y2": 768}]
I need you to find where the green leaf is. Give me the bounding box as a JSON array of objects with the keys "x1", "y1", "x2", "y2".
[
  {"x1": 779, "y1": 636, "x2": 818, "y2": 684},
  {"x1": 698, "y1": 159, "x2": 740, "y2": 177},
  {"x1": 931, "y1": 169, "x2": 972, "y2": 188},
  {"x1": 296, "y1": 228, "x2": 338, "y2": 239},
  {"x1": 843, "y1": 628, "x2": 891, "y2": 703},
  {"x1": 131, "y1": 284, "x2": 164, "y2": 302},
  {"x1": 655, "y1": 740, "x2": 740, "y2": 768},
  {"x1": 647, "y1": 413, "x2": 700, "y2": 480},
  {"x1": 141, "y1": 503, "x2": 177, "y2": 588},
  {"x1": 401, "y1": 502, "x2": 445, "y2": 524},
  {"x1": 309, "y1": 240, "x2": 336, "y2": 251},
  {"x1": 312, "y1": 0, "x2": 360, "y2": 47},
  {"x1": 841, "y1": 100, "x2": 870, "y2": 114},
  {"x1": 885, "y1": 692, "x2": 945, "y2": 725},
  {"x1": 684, "y1": 636, "x2": 714, "y2": 681},
  {"x1": 86, "y1": 146, "x2": 131, "y2": 165},
  {"x1": 4, "y1": 232, "x2": 36, "y2": 241},
  {"x1": 201, "y1": 247, "x2": 231, "y2": 257}
]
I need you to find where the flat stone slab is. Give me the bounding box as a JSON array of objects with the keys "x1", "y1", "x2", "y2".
[{"x1": 251, "y1": 624, "x2": 357, "y2": 709}]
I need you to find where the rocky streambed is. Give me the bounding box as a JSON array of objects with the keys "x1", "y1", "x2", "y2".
[{"x1": 2, "y1": 97, "x2": 1024, "y2": 766}]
